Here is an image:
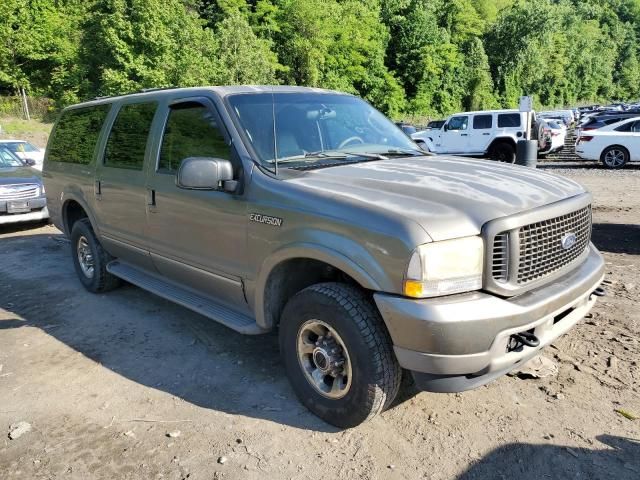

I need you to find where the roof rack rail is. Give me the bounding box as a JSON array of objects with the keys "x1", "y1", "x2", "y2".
[
  {"x1": 139, "y1": 86, "x2": 176, "y2": 93},
  {"x1": 92, "y1": 86, "x2": 177, "y2": 101}
]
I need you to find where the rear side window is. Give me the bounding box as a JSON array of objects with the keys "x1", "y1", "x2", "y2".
[
  {"x1": 158, "y1": 102, "x2": 230, "y2": 173},
  {"x1": 48, "y1": 105, "x2": 110, "y2": 164},
  {"x1": 615, "y1": 121, "x2": 640, "y2": 132},
  {"x1": 497, "y1": 114, "x2": 521, "y2": 128},
  {"x1": 104, "y1": 102, "x2": 157, "y2": 170},
  {"x1": 473, "y1": 115, "x2": 492, "y2": 129}
]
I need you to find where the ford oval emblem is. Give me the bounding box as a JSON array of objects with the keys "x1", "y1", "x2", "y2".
[{"x1": 561, "y1": 233, "x2": 577, "y2": 250}]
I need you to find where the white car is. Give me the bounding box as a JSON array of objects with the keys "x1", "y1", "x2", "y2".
[
  {"x1": 575, "y1": 117, "x2": 640, "y2": 169},
  {"x1": 538, "y1": 120, "x2": 566, "y2": 156},
  {"x1": 0, "y1": 140, "x2": 45, "y2": 170}
]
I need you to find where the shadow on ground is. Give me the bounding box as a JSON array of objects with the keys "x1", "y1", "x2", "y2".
[
  {"x1": 0, "y1": 229, "x2": 340, "y2": 433},
  {"x1": 458, "y1": 435, "x2": 640, "y2": 479},
  {"x1": 592, "y1": 223, "x2": 640, "y2": 255}
]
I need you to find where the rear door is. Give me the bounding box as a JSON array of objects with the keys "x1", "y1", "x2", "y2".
[
  {"x1": 468, "y1": 114, "x2": 493, "y2": 154},
  {"x1": 93, "y1": 100, "x2": 159, "y2": 269},
  {"x1": 144, "y1": 97, "x2": 249, "y2": 312}
]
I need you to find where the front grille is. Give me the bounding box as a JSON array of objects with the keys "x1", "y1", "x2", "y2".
[
  {"x1": 491, "y1": 206, "x2": 592, "y2": 287},
  {"x1": 0, "y1": 184, "x2": 40, "y2": 200}
]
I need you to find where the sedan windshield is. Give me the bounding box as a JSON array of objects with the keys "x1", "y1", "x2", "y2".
[
  {"x1": 4, "y1": 141, "x2": 39, "y2": 153},
  {"x1": 227, "y1": 92, "x2": 420, "y2": 170},
  {"x1": 0, "y1": 148, "x2": 24, "y2": 167}
]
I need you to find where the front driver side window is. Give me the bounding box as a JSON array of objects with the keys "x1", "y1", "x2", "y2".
[
  {"x1": 158, "y1": 102, "x2": 231, "y2": 173},
  {"x1": 447, "y1": 116, "x2": 468, "y2": 131}
]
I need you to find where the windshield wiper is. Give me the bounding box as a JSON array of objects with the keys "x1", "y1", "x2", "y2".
[
  {"x1": 304, "y1": 150, "x2": 389, "y2": 160},
  {"x1": 372, "y1": 148, "x2": 430, "y2": 157}
]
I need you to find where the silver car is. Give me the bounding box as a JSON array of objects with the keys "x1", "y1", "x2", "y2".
[{"x1": 0, "y1": 147, "x2": 48, "y2": 225}]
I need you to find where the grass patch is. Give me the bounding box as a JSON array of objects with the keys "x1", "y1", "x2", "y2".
[{"x1": 0, "y1": 116, "x2": 53, "y2": 136}]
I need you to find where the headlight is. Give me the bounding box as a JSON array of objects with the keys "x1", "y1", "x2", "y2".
[{"x1": 404, "y1": 236, "x2": 484, "y2": 298}]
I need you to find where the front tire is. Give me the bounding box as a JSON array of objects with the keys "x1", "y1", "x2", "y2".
[
  {"x1": 279, "y1": 283, "x2": 401, "y2": 428},
  {"x1": 601, "y1": 146, "x2": 628, "y2": 169},
  {"x1": 70, "y1": 218, "x2": 121, "y2": 293}
]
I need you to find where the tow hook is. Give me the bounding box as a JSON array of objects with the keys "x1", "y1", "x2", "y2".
[
  {"x1": 591, "y1": 287, "x2": 606, "y2": 298},
  {"x1": 507, "y1": 331, "x2": 541, "y2": 352}
]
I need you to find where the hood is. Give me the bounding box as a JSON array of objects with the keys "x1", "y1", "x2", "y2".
[
  {"x1": 285, "y1": 156, "x2": 585, "y2": 241},
  {"x1": 0, "y1": 166, "x2": 43, "y2": 185}
]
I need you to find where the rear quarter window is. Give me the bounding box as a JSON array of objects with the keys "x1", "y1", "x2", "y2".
[
  {"x1": 497, "y1": 114, "x2": 521, "y2": 128},
  {"x1": 48, "y1": 105, "x2": 111, "y2": 164}
]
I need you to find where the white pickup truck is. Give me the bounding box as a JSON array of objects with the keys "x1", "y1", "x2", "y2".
[{"x1": 412, "y1": 110, "x2": 536, "y2": 163}]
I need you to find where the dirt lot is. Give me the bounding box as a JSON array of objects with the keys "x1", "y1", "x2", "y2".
[{"x1": 1, "y1": 162, "x2": 639, "y2": 480}]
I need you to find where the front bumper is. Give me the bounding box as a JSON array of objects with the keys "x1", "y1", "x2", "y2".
[
  {"x1": 0, "y1": 205, "x2": 49, "y2": 225},
  {"x1": 374, "y1": 244, "x2": 604, "y2": 392}
]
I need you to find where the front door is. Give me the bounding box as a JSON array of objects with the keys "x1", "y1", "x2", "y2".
[
  {"x1": 436, "y1": 115, "x2": 469, "y2": 153},
  {"x1": 145, "y1": 98, "x2": 248, "y2": 312},
  {"x1": 94, "y1": 101, "x2": 159, "y2": 269}
]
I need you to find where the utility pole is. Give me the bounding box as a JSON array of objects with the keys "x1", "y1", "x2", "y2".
[{"x1": 20, "y1": 87, "x2": 30, "y2": 121}]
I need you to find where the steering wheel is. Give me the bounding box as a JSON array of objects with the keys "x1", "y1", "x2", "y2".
[{"x1": 338, "y1": 136, "x2": 365, "y2": 149}]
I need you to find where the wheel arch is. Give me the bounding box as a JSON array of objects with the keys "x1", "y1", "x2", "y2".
[
  {"x1": 61, "y1": 194, "x2": 98, "y2": 236},
  {"x1": 600, "y1": 144, "x2": 630, "y2": 161},
  {"x1": 488, "y1": 136, "x2": 517, "y2": 154},
  {"x1": 254, "y1": 244, "x2": 389, "y2": 330}
]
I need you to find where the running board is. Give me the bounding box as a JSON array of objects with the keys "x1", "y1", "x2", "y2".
[{"x1": 107, "y1": 261, "x2": 266, "y2": 335}]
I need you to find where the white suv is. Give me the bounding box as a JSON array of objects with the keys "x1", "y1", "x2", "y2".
[{"x1": 412, "y1": 110, "x2": 530, "y2": 163}]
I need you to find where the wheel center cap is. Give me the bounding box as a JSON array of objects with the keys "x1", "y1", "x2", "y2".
[{"x1": 313, "y1": 348, "x2": 331, "y2": 372}]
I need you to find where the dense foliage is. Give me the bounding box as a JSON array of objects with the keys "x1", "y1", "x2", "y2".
[{"x1": 2, "y1": 0, "x2": 640, "y2": 118}]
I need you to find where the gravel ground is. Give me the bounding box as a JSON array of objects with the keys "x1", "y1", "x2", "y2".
[{"x1": 1, "y1": 163, "x2": 639, "y2": 480}]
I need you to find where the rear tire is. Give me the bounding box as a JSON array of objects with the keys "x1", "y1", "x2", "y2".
[
  {"x1": 70, "y1": 218, "x2": 121, "y2": 293},
  {"x1": 279, "y1": 283, "x2": 401, "y2": 428},
  {"x1": 491, "y1": 142, "x2": 516, "y2": 163},
  {"x1": 600, "y1": 146, "x2": 628, "y2": 169}
]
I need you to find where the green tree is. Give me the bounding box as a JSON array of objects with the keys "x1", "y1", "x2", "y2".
[{"x1": 211, "y1": 11, "x2": 279, "y2": 84}]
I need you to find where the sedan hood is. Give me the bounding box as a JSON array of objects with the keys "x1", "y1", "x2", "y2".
[
  {"x1": 0, "y1": 166, "x2": 42, "y2": 185},
  {"x1": 286, "y1": 156, "x2": 585, "y2": 241}
]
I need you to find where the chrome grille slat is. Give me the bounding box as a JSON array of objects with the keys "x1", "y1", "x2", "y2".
[
  {"x1": 492, "y1": 232, "x2": 509, "y2": 283},
  {"x1": 0, "y1": 184, "x2": 39, "y2": 200},
  {"x1": 491, "y1": 206, "x2": 592, "y2": 286}
]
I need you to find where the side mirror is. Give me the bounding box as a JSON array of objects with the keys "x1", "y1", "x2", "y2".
[
  {"x1": 443, "y1": 123, "x2": 448, "y2": 132},
  {"x1": 24, "y1": 158, "x2": 36, "y2": 166},
  {"x1": 177, "y1": 157, "x2": 235, "y2": 191}
]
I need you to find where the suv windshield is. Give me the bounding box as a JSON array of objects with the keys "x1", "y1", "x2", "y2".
[
  {"x1": 227, "y1": 92, "x2": 419, "y2": 170},
  {"x1": 0, "y1": 148, "x2": 24, "y2": 167}
]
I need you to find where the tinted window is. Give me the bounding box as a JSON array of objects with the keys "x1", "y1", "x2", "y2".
[
  {"x1": 616, "y1": 121, "x2": 640, "y2": 132},
  {"x1": 498, "y1": 113, "x2": 521, "y2": 128},
  {"x1": 48, "y1": 105, "x2": 110, "y2": 164},
  {"x1": 606, "y1": 117, "x2": 625, "y2": 126},
  {"x1": 104, "y1": 102, "x2": 157, "y2": 170},
  {"x1": 447, "y1": 116, "x2": 468, "y2": 131},
  {"x1": 473, "y1": 115, "x2": 492, "y2": 129},
  {"x1": 158, "y1": 102, "x2": 230, "y2": 173}
]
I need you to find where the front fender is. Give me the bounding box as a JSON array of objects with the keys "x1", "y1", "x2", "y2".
[{"x1": 253, "y1": 235, "x2": 399, "y2": 329}]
